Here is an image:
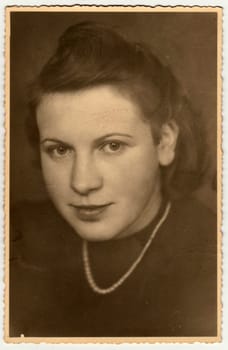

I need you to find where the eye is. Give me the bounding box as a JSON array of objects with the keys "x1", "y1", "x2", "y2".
[
  {"x1": 55, "y1": 145, "x2": 68, "y2": 155},
  {"x1": 44, "y1": 144, "x2": 73, "y2": 159},
  {"x1": 101, "y1": 141, "x2": 125, "y2": 154}
]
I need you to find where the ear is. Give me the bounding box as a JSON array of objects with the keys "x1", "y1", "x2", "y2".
[{"x1": 157, "y1": 121, "x2": 179, "y2": 166}]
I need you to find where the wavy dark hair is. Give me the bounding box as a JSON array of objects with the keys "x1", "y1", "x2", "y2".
[{"x1": 27, "y1": 21, "x2": 208, "y2": 198}]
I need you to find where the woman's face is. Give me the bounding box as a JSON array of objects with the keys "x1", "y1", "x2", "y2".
[{"x1": 37, "y1": 85, "x2": 164, "y2": 241}]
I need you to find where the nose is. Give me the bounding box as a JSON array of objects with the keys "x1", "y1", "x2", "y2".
[{"x1": 70, "y1": 153, "x2": 103, "y2": 195}]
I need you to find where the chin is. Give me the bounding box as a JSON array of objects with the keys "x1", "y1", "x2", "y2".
[
  {"x1": 70, "y1": 222, "x2": 118, "y2": 242},
  {"x1": 75, "y1": 229, "x2": 116, "y2": 242}
]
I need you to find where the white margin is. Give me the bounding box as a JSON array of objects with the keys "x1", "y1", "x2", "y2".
[{"x1": 0, "y1": 1, "x2": 227, "y2": 349}]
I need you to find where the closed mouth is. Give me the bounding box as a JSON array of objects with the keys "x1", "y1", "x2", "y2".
[
  {"x1": 70, "y1": 203, "x2": 112, "y2": 210},
  {"x1": 69, "y1": 203, "x2": 113, "y2": 220}
]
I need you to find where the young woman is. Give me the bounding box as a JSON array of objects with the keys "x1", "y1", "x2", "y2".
[{"x1": 10, "y1": 21, "x2": 217, "y2": 337}]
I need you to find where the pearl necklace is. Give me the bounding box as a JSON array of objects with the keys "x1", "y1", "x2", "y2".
[{"x1": 82, "y1": 202, "x2": 171, "y2": 295}]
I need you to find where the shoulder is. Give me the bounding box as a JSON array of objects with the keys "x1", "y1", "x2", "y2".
[
  {"x1": 10, "y1": 200, "x2": 82, "y2": 336},
  {"x1": 163, "y1": 197, "x2": 217, "y2": 335},
  {"x1": 10, "y1": 200, "x2": 80, "y2": 268},
  {"x1": 169, "y1": 195, "x2": 217, "y2": 244},
  {"x1": 171, "y1": 195, "x2": 216, "y2": 223},
  {"x1": 165, "y1": 196, "x2": 217, "y2": 273},
  {"x1": 11, "y1": 199, "x2": 66, "y2": 232},
  {"x1": 161, "y1": 195, "x2": 217, "y2": 286}
]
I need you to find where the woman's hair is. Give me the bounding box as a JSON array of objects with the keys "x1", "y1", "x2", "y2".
[{"x1": 27, "y1": 21, "x2": 208, "y2": 198}]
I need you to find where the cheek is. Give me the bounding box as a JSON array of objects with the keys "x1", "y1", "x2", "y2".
[
  {"x1": 40, "y1": 156, "x2": 70, "y2": 196},
  {"x1": 124, "y1": 167, "x2": 159, "y2": 202},
  {"x1": 107, "y1": 150, "x2": 160, "y2": 200}
]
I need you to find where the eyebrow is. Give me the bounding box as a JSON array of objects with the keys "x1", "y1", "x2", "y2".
[
  {"x1": 40, "y1": 133, "x2": 133, "y2": 145},
  {"x1": 40, "y1": 138, "x2": 70, "y2": 145},
  {"x1": 94, "y1": 133, "x2": 133, "y2": 143}
]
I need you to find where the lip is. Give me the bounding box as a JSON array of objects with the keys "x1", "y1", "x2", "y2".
[{"x1": 69, "y1": 203, "x2": 113, "y2": 221}]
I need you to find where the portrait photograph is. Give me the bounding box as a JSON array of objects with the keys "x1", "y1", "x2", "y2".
[{"x1": 4, "y1": 5, "x2": 222, "y2": 343}]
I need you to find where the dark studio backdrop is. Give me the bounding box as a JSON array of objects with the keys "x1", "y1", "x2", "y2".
[{"x1": 10, "y1": 11, "x2": 218, "y2": 209}]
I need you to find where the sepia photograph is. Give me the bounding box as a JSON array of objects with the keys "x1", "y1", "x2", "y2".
[{"x1": 5, "y1": 6, "x2": 222, "y2": 343}]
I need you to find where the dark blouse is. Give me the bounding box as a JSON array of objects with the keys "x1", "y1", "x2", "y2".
[{"x1": 10, "y1": 196, "x2": 217, "y2": 337}]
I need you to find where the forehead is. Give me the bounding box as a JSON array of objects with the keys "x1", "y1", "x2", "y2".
[{"x1": 36, "y1": 85, "x2": 149, "y2": 133}]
